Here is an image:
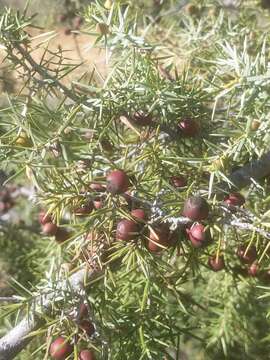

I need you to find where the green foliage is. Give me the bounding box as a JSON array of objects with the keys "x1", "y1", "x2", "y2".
[{"x1": 1, "y1": 1, "x2": 270, "y2": 359}]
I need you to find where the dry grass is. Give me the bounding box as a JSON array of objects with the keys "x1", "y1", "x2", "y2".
[
  {"x1": 0, "y1": 0, "x2": 107, "y2": 99},
  {"x1": 0, "y1": 26, "x2": 107, "y2": 104}
]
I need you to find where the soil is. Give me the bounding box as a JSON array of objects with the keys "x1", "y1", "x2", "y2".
[{"x1": 0, "y1": 24, "x2": 107, "y2": 104}]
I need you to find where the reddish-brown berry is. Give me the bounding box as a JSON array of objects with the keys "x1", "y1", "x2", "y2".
[
  {"x1": 224, "y1": 192, "x2": 245, "y2": 207},
  {"x1": 116, "y1": 219, "x2": 139, "y2": 241},
  {"x1": 237, "y1": 245, "x2": 257, "y2": 264},
  {"x1": 74, "y1": 201, "x2": 94, "y2": 216},
  {"x1": 50, "y1": 337, "x2": 73, "y2": 360},
  {"x1": 42, "y1": 222, "x2": 58, "y2": 236},
  {"x1": 55, "y1": 228, "x2": 71, "y2": 243},
  {"x1": 77, "y1": 303, "x2": 88, "y2": 320},
  {"x1": 0, "y1": 189, "x2": 14, "y2": 213},
  {"x1": 169, "y1": 230, "x2": 179, "y2": 246},
  {"x1": 183, "y1": 196, "x2": 209, "y2": 221},
  {"x1": 208, "y1": 256, "x2": 225, "y2": 271},
  {"x1": 169, "y1": 175, "x2": 187, "y2": 188},
  {"x1": 132, "y1": 111, "x2": 153, "y2": 126},
  {"x1": 186, "y1": 223, "x2": 209, "y2": 248},
  {"x1": 178, "y1": 118, "x2": 199, "y2": 137},
  {"x1": 147, "y1": 240, "x2": 160, "y2": 253},
  {"x1": 79, "y1": 349, "x2": 96, "y2": 360},
  {"x1": 147, "y1": 224, "x2": 171, "y2": 253},
  {"x1": 39, "y1": 211, "x2": 52, "y2": 225},
  {"x1": 89, "y1": 182, "x2": 106, "y2": 192},
  {"x1": 131, "y1": 209, "x2": 147, "y2": 221},
  {"x1": 248, "y1": 262, "x2": 259, "y2": 277},
  {"x1": 79, "y1": 320, "x2": 95, "y2": 337},
  {"x1": 106, "y1": 170, "x2": 130, "y2": 194},
  {"x1": 93, "y1": 199, "x2": 103, "y2": 209}
]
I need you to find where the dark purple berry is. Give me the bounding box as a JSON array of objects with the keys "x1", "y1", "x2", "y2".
[
  {"x1": 132, "y1": 111, "x2": 153, "y2": 126},
  {"x1": 186, "y1": 223, "x2": 210, "y2": 248},
  {"x1": 79, "y1": 349, "x2": 96, "y2": 360},
  {"x1": 237, "y1": 245, "x2": 257, "y2": 264},
  {"x1": 79, "y1": 320, "x2": 95, "y2": 337},
  {"x1": 106, "y1": 170, "x2": 130, "y2": 194},
  {"x1": 224, "y1": 192, "x2": 245, "y2": 206},
  {"x1": 131, "y1": 208, "x2": 147, "y2": 221},
  {"x1": 183, "y1": 196, "x2": 209, "y2": 221},
  {"x1": 116, "y1": 219, "x2": 139, "y2": 241},
  {"x1": 208, "y1": 255, "x2": 225, "y2": 271},
  {"x1": 42, "y1": 222, "x2": 58, "y2": 236},
  {"x1": 50, "y1": 337, "x2": 73, "y2": 360},
  {"x1": 169, "y1": 175, "x2": 187, "y2": 188},
  {"x1": 147, "y1": 224, "x2": 171, "y2": 253},
  {"x1": 178, "y1": 118, "x2": 199, "y2": 137}
]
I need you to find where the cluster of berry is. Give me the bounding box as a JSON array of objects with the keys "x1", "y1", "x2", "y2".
[{"x1": 50, "y1": 303, "x2": 96, "y2": 359}]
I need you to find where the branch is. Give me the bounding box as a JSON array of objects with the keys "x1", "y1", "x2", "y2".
[
  {"x1": 12, "y1": 43, "x2": 82, "y2": 104},
  {"x1": 0, "y1": 267, "x2": 97, "y2": 360},
  {"x1": 0, "y1": 317, "x2": 42, "y2": 360},
  {"x1": 1, "y1": 151, "x2": 270, "y2": 358},
  {"x1": 0, "y1": 297, "x2": 21, "y2": 303},
  {"x1": 1, "y1": 159, "x2": 269, "y2": 359},
  {"x1": 123, "y1": 188, "x2": 270, "y2": 240},
  {"x1": 230, "y1": 219, "x2": 270, "y2": 240}
]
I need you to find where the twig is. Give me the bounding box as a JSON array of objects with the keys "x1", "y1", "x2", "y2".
[
  {"x1": 1, "y1": 148, "x2": 270, "y2": 358},
  {"x1": 0, "y1": 297, "x2": 20, "y2": 303},
  {"x1": 230, "y1": 219, "x2": 270, "y2": 240},
  {"x1": 0, "y1": 316, "x2": 43, "y2": 360},
  {"x1": 13, "y1": 43, "x2": 82, "y2": 104},
  {"x1": 122, "y1": 189, "x2": 270, "y2": 239},
  {"x1": 0, "y1": 267, "x2": 98, "y2": 360}
]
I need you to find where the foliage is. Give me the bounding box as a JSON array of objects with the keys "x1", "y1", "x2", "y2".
[{"x1": 1, "y1": 1, "x2": 270, "y2": 359}]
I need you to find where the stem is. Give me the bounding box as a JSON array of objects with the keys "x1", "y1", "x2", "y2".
[
  {"x1": 0, "y1": 297, "x2": 21, "y2": 303},
  {"x1": 1, "y1": 148, "x2": 270, "y2": 358},
  {"x1": 12, "y1": 43, "x2": 82, "y2": 104},
  {"x1": 0, "y1": 268, "x2": 97, "y2": 360},
  {"x1": 230, "y1": 219, "x2": 270, "y2": 240}
]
